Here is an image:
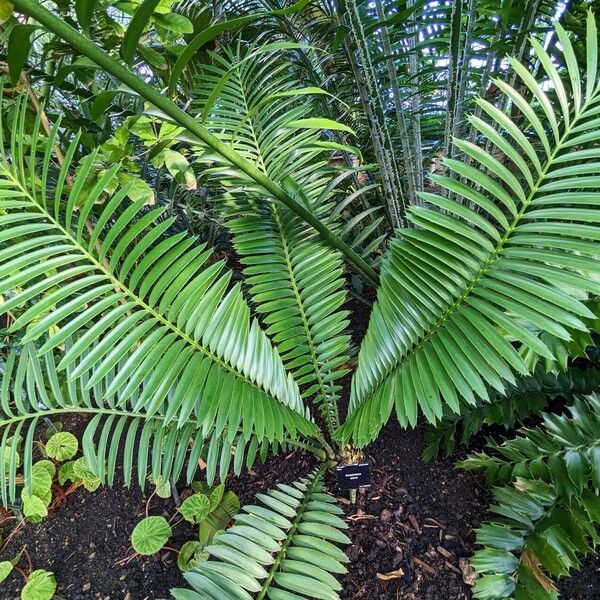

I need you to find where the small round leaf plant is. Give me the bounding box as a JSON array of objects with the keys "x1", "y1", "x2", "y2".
[{"x1": 131, "y1": 516, "x2": 173, "y2": 556}]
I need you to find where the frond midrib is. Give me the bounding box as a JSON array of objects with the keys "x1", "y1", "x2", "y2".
[
  {"x1": 4, "y1": 171, "x2": 292, "y2": 407},
  {"x1": 352, "y1": 92, "x2": 595, "y2": 411},
  {"x1": 271, "y1": 206, "x2": 340, "y2": 433},
  {"x1": 0, "y1": 405, "x2": 188, "y2": 429},
  {"x1": 227, "y1": 66, "x2": 341, "y2": 432},
  {"x1": 256, "y1": 463, "x2": 328, "y2": 600}
]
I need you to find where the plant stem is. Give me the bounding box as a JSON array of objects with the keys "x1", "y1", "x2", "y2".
[{"x1": 12, "y1": 0, "x2": 379, "y2": 288}]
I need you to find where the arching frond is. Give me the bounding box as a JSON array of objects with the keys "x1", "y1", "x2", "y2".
[
  {"x1": 192, "y1": 45, "x2": 352, "y2": 436},
  {"x1": 0, "y1": 345, "x2": 318, "y2": 504},
  {"x1": 339, "y1": 12, "x2": 600, "y2": 446},
  {"x1": 169, "y1": 466, "x2": 350, "y2": 600},
  {"x1": 0, "y1": 92, "x2": 318, "y2": 466}
]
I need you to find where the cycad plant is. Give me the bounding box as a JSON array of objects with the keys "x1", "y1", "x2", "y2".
[
  {"x1": 2, "y1": 1, "x2": 600, "y2": 598},
  {"x1": 459, "y1": 395, "x2": 600, "y2": 599}
]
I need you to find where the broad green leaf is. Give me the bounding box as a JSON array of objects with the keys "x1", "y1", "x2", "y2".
[
  {"x1": 45, "y1": 431, "x2": 78, "y2": 461},
  {"x1": 121, "y1": 0, "x2": 162, "y2": 64},
  {"x1": 131, "y1": 516, "x2": 172, "y2": 555},
  {"x1": 7, "y1": 24, "x2": 36, "y2": 85},
  {"x1": 75, "y1": 0, "x2": 96, "y2": 35},
  {"x1": 179, "y1": 493, "x2": 211, "y2": 524},
  {"x1": 0, "y1": 560, "x2": 13, "y2": 583},
  {"x1": 21, "y1": 570, "x2": 57, "y2": 600},
  {"x1": 21, "y1": 494, "x2": 48, "y2": 522}
]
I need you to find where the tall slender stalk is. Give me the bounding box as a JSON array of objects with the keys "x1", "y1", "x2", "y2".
[
  {"x1": 406, "y1": 0, "x2": 424, "y2": 196},
  {"x1": 374, "y1": 0, "x2": 418, "y2": 206},
  {"x1": 11, "y1": 0, "x2": 380, "y2": 287},
  {"x1": 346, "y1": 0, "x2": 406, "y2": 228},
  {"x1": 442, "y1": 0, "x2": 463, "y2": 166},
  {"x1": 452, "y1": 0, "x2": 476, "y2": 144}
]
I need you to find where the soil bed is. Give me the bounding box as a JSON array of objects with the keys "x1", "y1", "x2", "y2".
[{"x1": 1, "y1": 419, "x2": 597, "y2": 599}]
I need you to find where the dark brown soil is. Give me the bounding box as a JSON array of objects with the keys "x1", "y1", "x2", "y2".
[
  {"x1": 0, "y1": 449, "x2": 317, "y2": 600},
  {"x1": 0, "y1": 420, "x2": 598, "y2": 599},
  {"x1": 340, "y1": 421, "x2": 487, "y2": 600}
]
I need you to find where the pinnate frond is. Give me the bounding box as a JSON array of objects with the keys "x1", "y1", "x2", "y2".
[
  {"x1": 169, "y1": 466, "x2": 350, "y2": 600},
  {"x1": 340, "y1": 13, "x2": 600, "y2": 446}
]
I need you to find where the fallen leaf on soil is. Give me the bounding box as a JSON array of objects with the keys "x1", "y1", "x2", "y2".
[
  {"x1": 412, "y1": 557, "x2": 436, "y2": 576},
  {"x1": 347, "y1": 514, "x2": 377, "y2": 521},
  {"x1": 458, "y1": 557, "x2": 477, "y2": 586},
  {"x1": 376, "y1": 568, "x2": 404, "y2": 581},
  {"x1": 444, "y1": 560, "x2": 462, "y2": 575}
]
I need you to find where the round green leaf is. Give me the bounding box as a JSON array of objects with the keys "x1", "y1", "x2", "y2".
[
  {"x1": 58, "y1": 461, "x2": 75, "y2": 486},
  {"x1": 31, "y1": 464, "x2": 52, "y2": 497},
  {"x1": 34, "y1": 460, "x2": 56, "y2": 479},
  {"x1": 72, "y1": 457, "x2": 96, "y2": 480},
  {"x1": 3, "y1": 446, "x2": 20, "y2": 474},
  {"x1": 22, "y1": 494, "x2": 48, "y2": 522},
  {"x1": 179, "y1": 494, "x2": 210, "y2": 524},
  {"x1": 21, "y1": 569, "x2": 57, "y2": 600},
  {"x1": 131, "y1": 516, "x2": 172, "y2": 555},
  {"x1": 0, "y1": 560, "x2": 13, "y2": 583},
  {"x1": 177, "y1": 540, "x2": 203, "y2": 572},
  {"x1": 38, "y1": 488, "x2": 52, "y2": 509},
  {"x1": 82, "y1": 477, "x2": 101, "y2": 492},
  {"x1": 208, "y1": 483, "x2": 225, "y2": 512},
  {"x1": 153, "y1": 476, "x2": 171, "y2": 499},
  {"x1": 45, "y1": 432, "x2": 78, "y2": 461}
]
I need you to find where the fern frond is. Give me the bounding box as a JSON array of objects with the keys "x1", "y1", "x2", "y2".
[
  {"x1": 0, "y1": 91, "x2": 318, "y2": 466},
  {"x1": 340, "y1": 13, "x2": 600, "y2": 446},
  {"x1": 169, "y1": 466, "x2": 350, "y2": 600},
  {"x1": 191, "y1": 45, "x2": 352, "y2": 435},
  {"x1": 459, "y1": 394, "x2": 600, "y2": 492},
  {"x1": 0, "y1": 344, "x2": 190, "y2": 503},
  {"x1": 470, "y1": 478, "x2": 600, "y2": 600}
]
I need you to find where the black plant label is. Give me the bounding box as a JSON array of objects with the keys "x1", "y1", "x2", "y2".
[{"x1": 336, "y1": 462, "x2": 371, "y2": 490}]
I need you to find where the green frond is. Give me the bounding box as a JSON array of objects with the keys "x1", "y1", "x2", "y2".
[
  {"x1": 469, "y1": 477, "x2": 600, "y2": 600},
  {"x1": 0, "y1": 344, "x2": 320, "y2": 502},
  {"x1": 169, "y1": 466, "x2": 350, "y2": 600},
  {"x1": 0, "y1": 92, "x2": 318, "y2": 464},
  {"x1": 459, "y1": 394, "x2": 600, "y2": 492},
  {"x1": 424, "y1": 367, "x2": 600, "y2": 461},
  {"x1": 191, "y1": 45, "x2": 352, "y2": 435},
  {"x1": 0, "y1": 344, "x2": 191, "y2": 504},
  {"x1": 459, "y1": 394, "x2": 600, "y2": 599},
  {"x1": 339, "y1": 13, "x2": 600, "y2": 446}
]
